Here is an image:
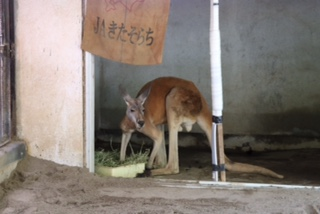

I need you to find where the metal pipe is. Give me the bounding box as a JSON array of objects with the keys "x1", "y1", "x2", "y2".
[
  {"x1": 210, "y1": 0, "x2": 225, "y2": 181},
  {"x1": 210, "y1": 0, "x2": 223, "y2": 117},
  {"x1": 199, "y1": 181, "x2": 320, "y2": 191},
  {"x1": 0, "y1": 0, "x2": 14, "y2": 147},
  {"x1": 211, "y1": 123, "x2": 218, "y2": 180}
]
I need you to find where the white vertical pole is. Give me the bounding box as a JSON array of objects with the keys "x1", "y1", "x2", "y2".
[
  {"x1": 210, "y1": 0, "x2": 223, "y2": 116},
  {"x1": 211, "y1": 123, "x2": 218, "y2": 181},
  {"x1": 84, "y1": 0, "x2": 95, "y2": 173},
  {"x1": 85, "y1": 52, "x2": 95, "y2": 173},
  {"x1": 210, "y1": 0, "x2": 224, "y2": 181}
]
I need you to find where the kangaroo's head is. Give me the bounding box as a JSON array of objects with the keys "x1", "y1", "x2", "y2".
[{"x1": 119, "y1": 85, "x2": 151, "y2": 130}]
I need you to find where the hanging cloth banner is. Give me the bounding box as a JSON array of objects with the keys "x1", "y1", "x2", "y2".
[{"x1": 81, "y1": 0, "x2": 171, "y2": 65}]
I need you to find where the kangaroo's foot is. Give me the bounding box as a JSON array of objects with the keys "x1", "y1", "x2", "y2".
[{"x1": 150, "y1": 166, "x2": 179, "y2": 176}]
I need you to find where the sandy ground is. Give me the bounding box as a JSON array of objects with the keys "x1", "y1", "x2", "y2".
[{"x1": 1, "y1": 153, "x2": 320, "y2": 214}]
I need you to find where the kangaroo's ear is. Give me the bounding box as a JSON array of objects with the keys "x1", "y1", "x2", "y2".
[
  {"x1": 137, "y1": 85, "x2": 151, "y2": 105},
  {"x1": 119, "y1": 84, "x2": 134, "y2": 106}
]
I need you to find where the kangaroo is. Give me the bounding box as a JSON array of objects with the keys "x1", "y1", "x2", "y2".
[{"x1": 119, "y1": 76, "x2": 283, "y2": 179}]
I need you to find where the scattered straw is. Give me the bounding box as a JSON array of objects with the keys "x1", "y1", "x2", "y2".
[{"x1": 95, "y1": 149, "x2": 149, "y2": 167}]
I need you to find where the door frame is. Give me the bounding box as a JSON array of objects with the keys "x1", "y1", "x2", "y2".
[{"x1": 0, "y1": 0, "x2": 15, "y2": 147}]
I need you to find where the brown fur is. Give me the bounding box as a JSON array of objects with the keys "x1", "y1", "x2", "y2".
[{"x1": 120, "y1": 77, "x2": 283, "y2": 179}]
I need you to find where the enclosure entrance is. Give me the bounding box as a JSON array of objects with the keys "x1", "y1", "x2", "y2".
[{"x1": 92, "y1": 0, "x2": 320, "y2": 186}]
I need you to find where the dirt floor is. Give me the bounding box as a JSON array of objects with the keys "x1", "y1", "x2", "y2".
[
  {"x1": 161, "y1": 147, "x2": 320, "y2": 186},
  {"x1": 96, "y1": 138, "x2": 320, "y2": 185},
  {"x1": 1, "y1": 142, "x2": 320, "y2": 214}
]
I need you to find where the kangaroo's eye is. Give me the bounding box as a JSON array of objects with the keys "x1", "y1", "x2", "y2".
[{"x1": 130, "y1": 108, "x2": 135, "y2": 112}]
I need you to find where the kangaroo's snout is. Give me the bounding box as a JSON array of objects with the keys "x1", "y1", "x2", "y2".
[
  {"x1": 137, "y1": 120, "x2": 145, "y2": 128},
  {"x1": 137, "y1": 120, "x2": 144, "y2": 128}
]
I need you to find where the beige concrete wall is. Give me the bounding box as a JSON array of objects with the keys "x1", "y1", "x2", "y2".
[{"x1": 15, "y1": 1, "x2": 85, "y2": 167}]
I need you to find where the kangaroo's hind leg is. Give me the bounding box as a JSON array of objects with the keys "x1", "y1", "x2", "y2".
[
  {"x1": 151, "y1": 87, "x2": 200, "y2": 175},
  {"x1": 151, "y1": 88, "x2": 182, "y2": 175},
  {"x1": 153, "y1": 124, "x2": 167, "y2": 168}
]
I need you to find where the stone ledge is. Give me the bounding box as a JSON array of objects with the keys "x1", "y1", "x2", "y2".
[{"x1": 0, "y1": 140, "x2": 26, "y2": 170}]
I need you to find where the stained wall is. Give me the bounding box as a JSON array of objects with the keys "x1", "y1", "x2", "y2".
[{"x1": 15, "y1": 0, "x2": 85, "y2": 166}]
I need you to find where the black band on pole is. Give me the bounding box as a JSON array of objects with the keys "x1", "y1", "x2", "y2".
[
  {"x1": 212, "y1": 115, "x2": 223, "y2": 124},
  {"x1": 212, "y1": 164, "x2": 225, "y2": 172}
]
